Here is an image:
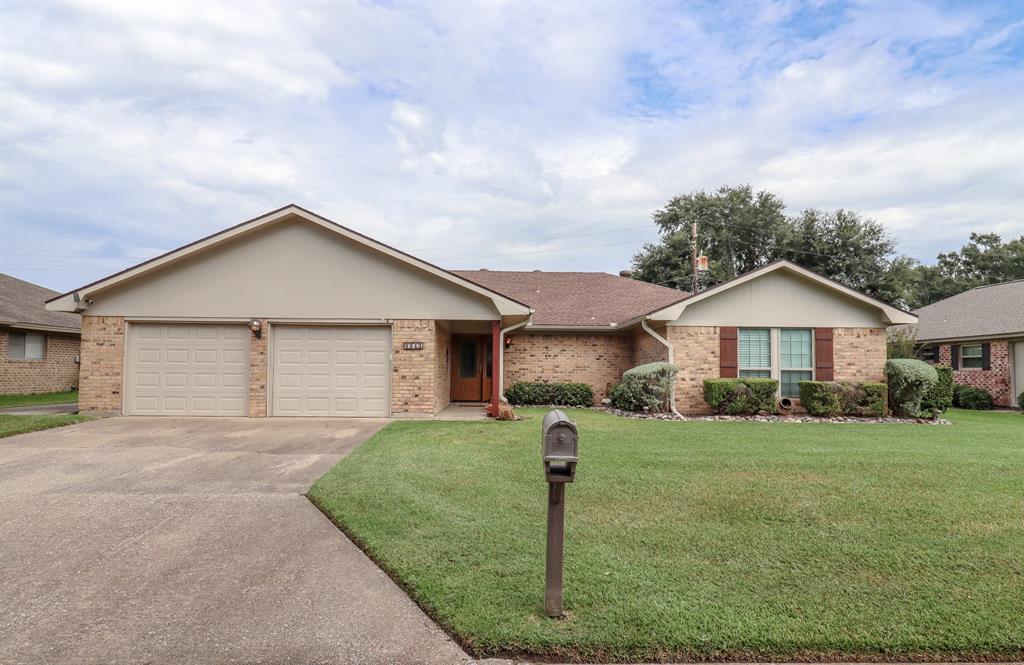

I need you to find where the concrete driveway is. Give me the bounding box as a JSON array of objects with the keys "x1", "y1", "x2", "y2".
[{"x1": 0, "y1": 417, "x2": 471, "y2": 665}]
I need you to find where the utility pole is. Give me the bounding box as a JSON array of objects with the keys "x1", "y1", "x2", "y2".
[{"x1": 691, "y1": 220, "x2": 698, "y2": 294}]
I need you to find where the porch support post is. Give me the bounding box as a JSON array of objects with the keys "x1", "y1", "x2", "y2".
[{"x1": 489, "y1": 320, "x2": 501, "y2": 417}]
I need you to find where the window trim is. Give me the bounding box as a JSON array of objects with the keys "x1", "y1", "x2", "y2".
[
  {"x1": 7, "y1": 332, "x2": 46, "y2": 361},
  {"x1": 737, "y1": 327, "x2": 815, "y2": 398},
  {"x1": 960, "y1": 343, "x2": 983, "y2": 369}
]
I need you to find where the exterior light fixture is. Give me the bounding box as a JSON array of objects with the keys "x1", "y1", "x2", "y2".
[
  {"x1": 248, "y1": 318, "x2": 262, "y2": 339},
  {"x1": 505, "y1": 335, "x2": 514, "y2": 349}
]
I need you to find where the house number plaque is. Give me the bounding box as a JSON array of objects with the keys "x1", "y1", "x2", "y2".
[{"x1": 403, "y1": 341, "x2": 424, "y2": 350}]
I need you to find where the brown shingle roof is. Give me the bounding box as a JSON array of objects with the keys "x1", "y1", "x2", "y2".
[
  {"x1": 0, "y1": 273, "x2": 80, "y2": 333},
  {"x1": 452, "y1": 270, "x2": 688, "y2": 327},
  {"x1": 912, "y1": 279, "x2": 1024, "y2": 342}
]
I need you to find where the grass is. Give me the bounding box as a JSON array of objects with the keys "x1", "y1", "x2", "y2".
[
  {"x1": 0, "y1": 390, "x2": 78, "y2": 408},
  {"x1": 309, "y1": 408, "x2": 1024, "y2": 662},
  {"x1": 0, "y1": 414, "x2": 93, "y2": 438}
]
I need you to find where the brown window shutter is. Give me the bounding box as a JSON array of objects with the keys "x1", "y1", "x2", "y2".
[
  {"x1": 982, "y1": 343, "x2": 991, "y2": 370},
  {"x1": 814, "y1": 328, "x2": 834, "y2": 381},
  {"x1": 720, "y1": 327, "x2": 738, "y2": 378},
  {"x1": 950, "y1": 345, "x2": 959, "y2": 370}
]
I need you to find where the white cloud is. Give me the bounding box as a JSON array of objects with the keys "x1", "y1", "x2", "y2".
[{"x1": 0, "y1": 0, "x2": 1021, "y2": 291}]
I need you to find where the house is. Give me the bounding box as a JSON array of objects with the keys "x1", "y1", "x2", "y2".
[
  {"x1": 910, "y1": 280, "x2": 1024, "y2": 407},
  {"x1": 45, "y1": 205, "x2": 916, "y2": 417},
  {"x1": 1, "y1": 273, "x2": 81, "y2": 395}
]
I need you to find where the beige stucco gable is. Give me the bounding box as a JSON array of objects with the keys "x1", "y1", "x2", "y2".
[
  {"x1": 668, "y1": 269, "x2": 895, "y2": 328},
  {"x1": 79, "y1": 217, "x2": 504, "y2": 320}
]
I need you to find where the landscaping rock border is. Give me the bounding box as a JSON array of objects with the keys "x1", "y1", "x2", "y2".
[{"x1": 598, "y1": 406, "x2": 951, "y2": 425}]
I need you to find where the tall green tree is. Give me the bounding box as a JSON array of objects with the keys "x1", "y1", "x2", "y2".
[
  {"x1": 631, "y1": 185, "x2": 787, "y2": 291},
  {"x1": 632, "y1": 185, "x2": 916, "y2": 306},
  {"x1": 910, "y1": 233, "x2": 1024, "y2": 308}
]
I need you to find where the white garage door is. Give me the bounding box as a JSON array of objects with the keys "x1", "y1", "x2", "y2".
[
  {"x1": 125, "y1": 324, "x2": 249, "y2": 416},
  {"x1": 272, "y1": 326, "x2": 390, "y2": 417}
]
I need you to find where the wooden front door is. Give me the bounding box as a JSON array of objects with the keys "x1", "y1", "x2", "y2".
[{"x1": 451, "y1": 335, "x2": 492, "y2": 402}]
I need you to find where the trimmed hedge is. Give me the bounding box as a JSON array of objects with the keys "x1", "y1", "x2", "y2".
[
  {"x1": 703, "y1": 378, "x2": 778, "y2": 415},
  {"x1": 920, "y1": 366, "x2": 954, "y2": 414},
  {"x1": 506, "y1": 382, "x2": 594, "y2": 407},
  {"x1": 610, "y1": 362, "x2": 679, "y2": 412},
  {"x1": 953, "y1": 384, "x2": 994, "y2": 410},
  {"x1": 885, "y1": 359, "x2": 938, "y2": 418},
  {"x1": 799, "y1": 381, "x2": 888, "y2": 417}
]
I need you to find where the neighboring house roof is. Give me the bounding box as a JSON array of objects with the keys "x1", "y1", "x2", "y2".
[
  {"x1": 46, "y1": 205, "x2": 532, "y2": 317},
  {"x1": 452, "y1": 270, "x2": 688, "y2": 327},
  {"x1": 643, "y1": 260, "x2": 919, "y2": 325},
  {"x1": 0, "y1": 273, "x2": 81, "y2": 333},
  {"x1": 911, "y1": 280, "x2": 1024, "y2": 343}
]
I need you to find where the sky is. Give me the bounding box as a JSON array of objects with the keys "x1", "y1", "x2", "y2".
[{"x1": 1, "y1": 0, "x2": 1022, "y2": 293}]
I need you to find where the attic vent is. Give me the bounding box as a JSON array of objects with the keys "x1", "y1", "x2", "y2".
[
  {"x1": 532, "y1": 269, "x2": 542, "y2": 272},
  {"x1": 619, "y1": 270, "x2": 632, "y2": 278}
]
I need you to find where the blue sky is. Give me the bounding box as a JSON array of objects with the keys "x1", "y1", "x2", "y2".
[{"x1": 1, "y1": 0, "x2": 1022, "y2": 292}]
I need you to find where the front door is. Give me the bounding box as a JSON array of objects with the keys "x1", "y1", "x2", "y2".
[{"x1": 451, "y1": 335, "x2": 492, "y2": 402}]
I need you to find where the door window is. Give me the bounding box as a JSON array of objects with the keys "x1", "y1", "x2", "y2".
[{"x1": 458, "y1": 339, "x2": 477, "y2": 378}]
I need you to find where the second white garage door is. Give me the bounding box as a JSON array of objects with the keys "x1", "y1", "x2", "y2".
[{"x1": 272, "y1": 326, "x2": 390, "y2": 417}]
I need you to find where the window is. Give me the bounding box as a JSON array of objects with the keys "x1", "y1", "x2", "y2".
[
  {"x1": 961, "y1": 344, "x2": 983, "y2": 369},
  {"x1": 918, "y1": 345, "x2": 938, "y2": 363},
  {"x1": 458, "y1": 339, "x2": 477, "y2": 378},
  {"x1": 780, "y1": 328, "x2": 813, "y2": 398},
  {"x1": 8, "y1": 332, "x2": 45, "y2": 360},
  {"x1": 738, "y1": 328, "x2": 771, "y2": 378}
]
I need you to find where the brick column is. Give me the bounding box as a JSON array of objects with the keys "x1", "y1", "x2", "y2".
[
  {"x1": 248, "y1": 320, "x2": 268, "y2": 417},
  {"x1": 489, "y1": 320, "x2": 500, "y2": 417},
  {"x1": 79, "y1": 316, "x2": 125, "y2": 413}
]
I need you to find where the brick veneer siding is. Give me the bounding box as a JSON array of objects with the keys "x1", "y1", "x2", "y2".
[
  {"x1": 504, "y1": 332, "x2": 634, "y2": 403},
  {"x1": 937, "y1": 341, "x2": 1013, "y2": 406},
  {"x1": 248, "y1": 320, "x2": 268, "y2": 417},
  {"x1": 0, "y1": 328, "x2": 80, "y2": 395},
  {"x1": 667, "y1": 326, "x2": 719, "y2": 415},
  {"x1": 634, "y1": 327, "x2": 669, "y2": 366},
  {"x1": 391, "y1": 319, "x2": 441, "y2": 415},
  {"x1": 833, "y1": 327, "x2": 886, "y2": 383},
  {"x1": 434, "y1": 322, "x2": 451, "y2": 412},
  {"x1": 79, "y1": 316, "x2": 125, "y2": 412}
]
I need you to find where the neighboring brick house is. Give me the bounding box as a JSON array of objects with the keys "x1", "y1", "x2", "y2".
[
  {"x1": 909, "y1": 280, "x2": 1024, "y2": 408},
  {"x1": 45, "y1": 205, "x2": 915, "y2": 417},
  {"x1": 1, "y1": 273, "x2": 81, "y2": 395}
]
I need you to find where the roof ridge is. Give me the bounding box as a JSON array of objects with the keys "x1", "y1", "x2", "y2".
[{"x1": 972, "y1": 278, "x2": 1024, "y2": 290}]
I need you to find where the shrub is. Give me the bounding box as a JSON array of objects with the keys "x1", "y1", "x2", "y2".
[
  {"x1": 885, "y1": 359, "x2": 938, "y2": 418},
  {"x1": 506, "y1": 382, "x2": 594, "y2": 407},
  {"x1": 1018, "y1": 391, "x2": 1024, "y2": 410},
  {"x1": 920, "y1": 366, "x2": 954, "y2": 414},
  {"x1": 953, "y1": 384, "x2": 994, "y2": 410},
  {"x1": 610, "y1": 362, "x2": 679, "y2": 412},
  {"x1": 703, "y1": 378, "x2": 778, "y2": 415},
  {"x1": 799, "y1": 381, "x2": 888, "y2": 417}
]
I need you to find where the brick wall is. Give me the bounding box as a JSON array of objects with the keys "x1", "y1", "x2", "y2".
[
  {"x1": 248, "y1": 319, "x2": 268, "y2": 417},
  {"x1": 434, "y1": 322, "x2": 451, "y2": 412},
  {"x1": 634, "y1": 327, "x2": 669, "y2": 366},
  {"x1": 667, "y1": 326, "x2": 719, "y2": 415},
  {"x1": 391, "y1": 319, "x2": 440, "y2": 415},
  {"x1": 504, "y1": 332, "x2": 634, "y2": 403},
  {"x1": 0, "y1": 328, "x2": 80, "y2": 395},
  {"x1": 79, "y1": 316, "x2": 125, "y2": 412},
  {"x1": 937, "y1": 341, "x2": 1013, "y2": 406},
  {"x1": 833, "y1": 327, "x2": 886, "y2": 383}
]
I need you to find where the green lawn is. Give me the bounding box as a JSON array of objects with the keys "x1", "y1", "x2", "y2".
[
  {"x1": 0, "y1": 414, "x2": 93, "y2": 438},
  {"x1": 0, "y1": 390, "x2": 78, "y2": 408},
  {"x1": 309, "y1": 408, "x2": 1024, "y2": 662}
]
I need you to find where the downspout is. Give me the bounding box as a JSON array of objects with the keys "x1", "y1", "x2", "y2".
[
  {"x1": 641, "y1": 318, "x2": 681, "y2": 417},
  {"x1": 499, "y1": 315, "x2": 533, "y2": 405}
]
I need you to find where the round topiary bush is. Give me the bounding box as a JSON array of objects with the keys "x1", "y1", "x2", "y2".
[{"x1": 884, "y1": 358, "x2": 938, "y2": 418}]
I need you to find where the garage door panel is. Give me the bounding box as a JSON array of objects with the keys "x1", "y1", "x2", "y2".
[
  {"x1": 126, "y1": 324, "x2": 249, "y2": 416},
  {"x1": 272, "y1": 326, "x2": 390, "y2": 417}
]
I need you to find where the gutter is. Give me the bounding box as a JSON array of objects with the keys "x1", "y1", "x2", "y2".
[
  {"x1": 498, "y1": 316, "x2": 533, "y2": 405},
  {"x1": 641, "y1": 318, "x2": 681, "y2": 417}
]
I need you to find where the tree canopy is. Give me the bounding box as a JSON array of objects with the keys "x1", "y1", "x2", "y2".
[{"x1": 631, "y1": 185, "x2": 1024, "y2": 310}]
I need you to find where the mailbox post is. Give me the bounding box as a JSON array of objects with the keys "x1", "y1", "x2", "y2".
[{"x1": 541, "y1": 409, "x2": 578, "y2": 618}]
